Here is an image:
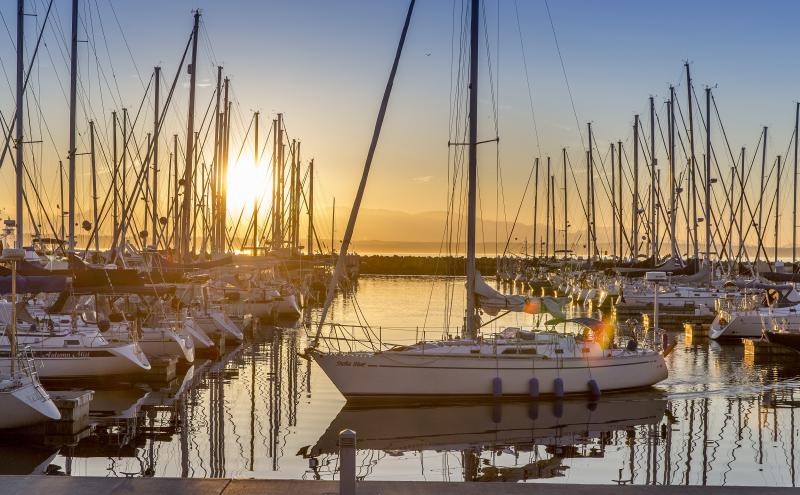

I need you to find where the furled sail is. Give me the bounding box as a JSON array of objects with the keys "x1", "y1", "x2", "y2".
[
  {"x1": 670, "y1": 264, "x2": 711, "y2": 284},
  {"x1": 473, "y1": 272, "x2": 568, "y2": 318}
]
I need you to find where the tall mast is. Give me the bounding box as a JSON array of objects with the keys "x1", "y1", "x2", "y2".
[
  {"x1": 728, "y1": 165, "x2": 734, "y2": 264},
  {"x1": 587, "y1": 123, "x2": 592, "y2": 261},
  {"x1": 143, "y1": 133, "x2": 151, "y2": 243},
  {"x1": 152, "y1": 66, "x2": 160, "y2": 250},
  {"x1": 289, "y1": 140, "x2": 296, "y2": 252},
  {"x1": 90, "y1": 121, "x2": 99, "y2": 252},
  {"x1": 192, "y1": 131, "x2": 199, "y2": 254},
  {"x1": 550, "y1": 175, "x2": 555, "y2": 258},
  {"x1": 794, "y1": 103, "x2": 799, "y2": 268},
  {"x1": 687, "y1": 63, "x2": 698, "y2": 260},
  {"x1": 181, "y1": 10, "x2": 200, "y2": 261},
  {"x1": 276, "y1": 113, "x2": 284, "y2": 249},
  {"x1": 738, "y1": 147, "x2": 745, "y2": 264},
  {"x1": 756, "y1": 127, "x2": 768, "y2": 267},
  {"x1": 67, "y1": 0, "x2": 78, "y2": 251},
  {"x1": 669, "y1": 86, "x2": 677, "y2": 260},
  {"x1": 59, "y1": 161, "x2": 64, "y2": 241},
  {"x1": 221, "y1": 78, "x2": 230, "y2": 253},
  {"x1": 14, "y1": 0, "x2": 24, "y2": 248},
  {"x1": 532, "y1": 157, "x2": 539, "y2": 258},
  {"x1": 311, "y1": 0, "x2": 415, "y2": 348},
  {"x1": 253, "y1": 111, "x2": 259, "y2": 255},
  {"x1": 705, "y1": 87, "x2": 712, "y2": 264},
  {"x1": 271, "y1": 118, "x2": 278, "y2": 249},
  {"x1": 545, "y1": 156, "x2": 551, "y2": 257},
  {"x1": 632, "y1": 115, "x2": 639, "y2": 260},
  {"x1": 307, "y1": 158, "x2": 314, "y2": 255},
  {"x1": 172, "y1": 135, "x2": 178, "y2": 249},
  {"x1": 776, "y1": 156, "x2": 781, "y2": 266},
  {"x1": 295, "y1": 142, "x2": 302, "y2": 251},
  {"x1": 120, "y1": 108, "x2": 128, "y2": 253},
  {"x1": 618, "y1": 141, "x2": 623, "y2": 260},
  {"x1": 611, "y1": 142, "x2": 616, "y2": 261},
  {"x1": 211, "y1": 66, "x2": 222, "y2": 254},
  {"x1": 112, "y1": 111, "x2": 118, "y2": 245},
  {"x1": 650, "y1": 96, "x2": 657, "y2": 265},
  {"x1": 562, "y1": 148, "x2": 567, "y2": 259},
  {"x1": 465, "y1": 0, "x2": 479, "y2": 339}
]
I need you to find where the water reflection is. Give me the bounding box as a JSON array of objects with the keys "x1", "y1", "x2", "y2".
[
  {"x1": 0, "y1": 276, "x2": 798, "y2": 486},
  {"x1": 304, "y1": 395, "x2": 666, "y2": 482}
]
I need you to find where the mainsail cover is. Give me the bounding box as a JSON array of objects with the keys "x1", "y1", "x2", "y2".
[
  {"x1": 473, "y1": 272, "x2": 568, "y2": 318},
  {"x1": 0, "y1": 275, "x2": 68, "y2": 294}
]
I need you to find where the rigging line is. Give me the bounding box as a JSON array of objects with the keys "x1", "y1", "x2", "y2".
[
  {"x1": 543, "y1": 0, "x2": 584, "y2": 148},
  {"x1": 102, "y1": 28, "x2": 191, "y2": 255},
  {"x1": 711, "y1": 95, "x2": 765, "y2": 261},
  {"x1": 688, "y1": 88, "x2": 758, "y2": 261},
  {"x1": 0, "y1": 113, "x2": 54, "y2": 240},
  {"x1": 91, "y1": 0, "x2": 123, "y2": 109},
  {"x1": 565, "y1": 150, "x2": 589, "y2": 227},
  {"x1": 106, "y1": 0, "x2": 146, "y2": 91},
  {"x1": 0, "y1": 0, "x2": 55, "y2": 170},
  {"x1": 482, "y1": 0, "x2": 506, "y2": 255},
  {"x1": 480, "y1": 0, "x2": 499, "y2": 134},
  {"x1": 312, "y1": 0, "x2": 416, "y2": 345},
  {"x1": 500, "y1": 158, "x2": 535, "y2": 258},
  {"x1": 512, "y1": 0, "x2": 542, "y2": 157},
  {"x1": 710, "y1": 131, "x2": 790, "y2": 263}
]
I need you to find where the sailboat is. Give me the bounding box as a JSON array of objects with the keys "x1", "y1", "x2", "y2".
[
  {"x1": 0, "y1": 249, "x2": 61, "y2": 429},
  {"x1": 0, "y1": 1, "x2": 60, "y2": 428},
  {"x1": 307, "y1": 0, "x2": 668, "y2": 399}
]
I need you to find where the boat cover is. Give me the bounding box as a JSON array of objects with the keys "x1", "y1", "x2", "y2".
[
  {"x1": 0, "y1": 275, "x2": 68, "y2": 294},
  {"x1": 473, "y1": 272, "x2": 568, "y2": 317}
]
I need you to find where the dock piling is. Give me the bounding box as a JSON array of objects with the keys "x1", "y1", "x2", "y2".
[{"x1": 339, "y1": 429, "x2": 356, "y2": 495}]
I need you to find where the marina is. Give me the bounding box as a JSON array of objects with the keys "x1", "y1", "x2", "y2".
[
  {"x1": 0, "y1": 276, "x2": 795, "y2": 487},
  {"x1": 1, "y1": 0, "x2": 800, "y2": 492}
]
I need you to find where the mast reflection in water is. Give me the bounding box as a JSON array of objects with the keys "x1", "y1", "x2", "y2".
[{"x1": 2, "y1": 276, "x2": 799, "y2": 487}]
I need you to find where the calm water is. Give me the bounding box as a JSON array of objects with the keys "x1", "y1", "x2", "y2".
[{"x1": 6, "y1": 275, "x2": 800, "y2": 486}]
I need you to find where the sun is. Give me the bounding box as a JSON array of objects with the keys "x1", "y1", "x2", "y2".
[{"x1": 226, "y1": 158, "x2": 270, "y2": 212}]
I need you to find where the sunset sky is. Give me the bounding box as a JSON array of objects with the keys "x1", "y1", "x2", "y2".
[{"x1": 1, "y1": 0, "x2": 800, "y2": 252}]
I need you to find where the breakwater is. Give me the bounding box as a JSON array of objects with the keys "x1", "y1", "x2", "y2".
[{"x1": 358, "y1": 255, "x2": 498, "y2": 276}]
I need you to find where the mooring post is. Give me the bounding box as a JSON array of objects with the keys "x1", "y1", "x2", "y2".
[
  {"x1": 339, "y1": 429, "x2": 356, "y2": 495},
  {"x1": 646, "y1": 272, "x2": 666, "y2": 349}
]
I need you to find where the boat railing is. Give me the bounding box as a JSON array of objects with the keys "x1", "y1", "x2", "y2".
[
  {"x1": 18, "y1": 345, "x2": 40, "y2": 381},
  {"x1": 314, "y1": 323, "x2": 460, "y2": 353},
  {"x1": 716, "y1": 293, "x2": 759, "y2": 314}
]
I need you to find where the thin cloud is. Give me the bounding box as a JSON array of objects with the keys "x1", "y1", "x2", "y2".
[{"x1": 411, "y1": 175, "x2": 433, "y2": 183}]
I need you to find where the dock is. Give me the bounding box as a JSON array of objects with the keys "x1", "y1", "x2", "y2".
[
  {"x1": 616, "y1": 305, "x2": 714, "y2": 330},
  {"x1": 743, "y1": 338, "x2": 799, "y2": 358},
  {"x1": 683, "y1": 322, "x2": 709, "y2": 339},
  {"x1": 9, "y1": 391, "x2": 93, "y2": 442},
  {"x1": 0, "y1": 477, "x2": 793, "y2": 494}
]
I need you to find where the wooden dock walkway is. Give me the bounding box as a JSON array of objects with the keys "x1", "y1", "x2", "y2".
[{"x1": 0, "y1": 476, "x2": 794, "y2": 495}]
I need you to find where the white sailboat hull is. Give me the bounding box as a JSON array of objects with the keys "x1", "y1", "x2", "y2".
[
  {"x1": 107, "y1": 327, "x2": 195, "y2": 363},
  {"x1": 0, "y1": 343, "x2": 151, "y2": 379},
  {"x1": 139, "y1": 333, "x2": 195, "y2": 363},
  {"x1": 312, "y1": 350, "x2": 667, "y2": 398},
  {"x1": 0, "y1": 376, "x2": 61, "y2": 429},
  {"x1": 709, "y1": 309, "x2": 800, "y2": 340}
]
